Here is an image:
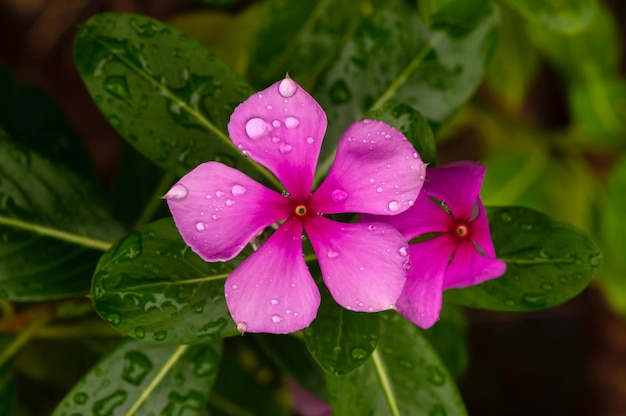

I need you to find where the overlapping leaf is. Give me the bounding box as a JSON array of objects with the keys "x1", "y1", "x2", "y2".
[
  {"x1": 445, "y1": 206, "x2": 601, "y2": 311},
  {"x1": 92, "y1": 218, "x2": 240, "y2": 344},
  {"x1": 505, "y1": 0, "x2": 597, "y2": 34},
  {"x1": 53, "y1": 338, "x2": 222, "y2": 415}
]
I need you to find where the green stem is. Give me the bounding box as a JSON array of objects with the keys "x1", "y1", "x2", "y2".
[
  {"x1": 0, "y1": 312, "x2": 52, "y2": 368},
  {"x1": 371, "y1": 349, "x2": 400, "y2": 416}
]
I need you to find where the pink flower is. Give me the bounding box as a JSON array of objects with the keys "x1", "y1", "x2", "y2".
[
  {"x1": 165, "y1": 77, "x2": 426, "y2": 334},
  {"x1": 364, "y1": 161, "x2": 506, "y2": 329}
]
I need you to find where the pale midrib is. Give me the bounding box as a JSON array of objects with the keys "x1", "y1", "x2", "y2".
[
  {"x1": 94, "y1": 38, "x2": 282, "y2": 190},
  {"x1": 120, "y1": 273, "x2": 229, "y2": 292},
  {"x1": 371, "y1": 349, "x2": 401, "y2": 416},
  {"x1": 0, "y1": 215, "x2": 113, "y2": 251},
  {"x1": 123, "y1": 344, "x2": 189, "y2": 416},
  {"x1": 501, "y1": 257, "x2": 579, "y2": 265}
]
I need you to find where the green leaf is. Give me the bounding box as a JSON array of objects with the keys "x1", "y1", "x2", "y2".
[
  {"x1": 53, "y1": 338, "x2": 222, "y2": 416},
  {"x1": 0, "y1": 137, "x2": 126, "y2": 300},
  {"x1": 73, "y1": 12, "x2": 275, "y2": 186},
  {"x1": 363, "y1": 102, "x2": 437, "y2": 166},
  {"x1": 445, "y1": 206, "x2": 601, "y2": 311},
  {"x1": 304, "y1": 287, "x2": 379, "y2": 376},
  {"x1": 327, "y1": 311, "x2": 466, "y2": 416},
  {"x1": 247, "y1": 0, "x2": 371, "y2": 90},
  {"x1": 314, "y1": 0, "x2": 499, "y2": 176},
  {"x1": 0, "y1": 335, "x2": 17, "y2": 416},
  {"x1": 92, "y1": 218, "x2": 239, "y2": 344},
  {"x1": 505, "y1": 0, "x2": 597, "y2": 34},
  {"x1": 0, "y1": 64, "x2": 93, "y2": 177},
  {"x1": 421, "y1": 305, "x2": 468, "y2": 381}
]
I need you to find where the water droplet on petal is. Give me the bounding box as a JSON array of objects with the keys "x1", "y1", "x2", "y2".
[
  {"x1": 368, "y1": 306, "x2": 374, "y2": 312},
  {"x1": 399, "y1": 247, "x2": 408, "y2": 257},
  {"x1": 271, "y1": 314, "x2": 284, "y2": 323},
  {"x1": 237, "y1": 322, "x2": 247, "y2": 333},
  {"x1": 376, "y1": 187, "x2": 383, "y2": 193},
  {"x1": 215, "y1": 190, "x2": 224, "y2": 197},
  {"x1": 165, "y1": 184, "x2": 188, "y2": 201},
  {"x1": 279, "y1": 143, "x2": 293, "y2": 153},
  {"x1": 212, "y1": 214, "x2": 218, "y2": 220},
  {"x1": 231, "y1": 185, "x2": 246, "y2": 196},
  {"x1": 369, "y1": 178, "x2": 375, "y2": 183},
  {"x1": 331, "y1": 189, "x2": 348, "y2": 202},
  {"x1": 196, "y1": 222, "x2": 206, "y2": 232},
  {"x1": 270, "y1": 299, "x2": 279, "y2": 305},
  {"x1": 327, "y1": 250, "x2": 339, "y2": 259},
  {"x1": 285, "y1": 117, "x2": 299, "y2": 129},
  {"x1": 266, "y1": 104, "x2": 273, "y2": 110},
  {"x1": 403, "y1": 262, "x2": 412, "y2": 271},
  {"x1": 278, "y1": 78, "x2": 297, "y2": 97},
  {"x1": 272, "y1": 120, "x2": 281, "y2": 128},
  {"x1": 225, "y1": 199, "x2": 235, "y2": 207},
  {"x1": 388, "y1": 200, "x2": 400, "y2": 212},
  {"x1": 306, "y1": 136, "x2": 315, "y2": 144},
  {"x1": 245, "y1": 118, "x2": 268, "y2": 140},
  {"x1": 368, "y1": 225, "x2": 376, "y2": 231},
  {"x1": 412, "y1": 152, "x2": 419, "y2": 159},
  {"x1": 231, "y1": 284, "x2": 238, "y2": 290}
]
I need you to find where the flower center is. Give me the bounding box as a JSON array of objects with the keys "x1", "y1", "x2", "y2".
[
  {"x1": 455, "y1": 223, "x2": 470, "y2": 239},
  {"x1": 294, "y1": 204, "x2": 307, "y2": 217}
]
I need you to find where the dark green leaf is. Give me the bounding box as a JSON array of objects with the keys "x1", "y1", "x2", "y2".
[
  {"x1": 92, "y1": 218, "x2": 239, "y2": 344},
  {"x1": 254, "y1": 334, "x2": 327, "y2": 401},
  {"x1": 53, "y1": 338, "x2": 222, "y2": 416},
  {"x1": 314, "y1": 0, "x2": 498, "y2": 175},
  {"x1": 73, "y1": 13, "x2": 270, "y2": 182},
  {"x1": 421, "y1": 305, "x2": 468, "y2": 380},
  {"x1": 304, "y1": 287, "x2": 379, "y2": 376},
  {"x1": 363, "y1": 102, "x2": 437, "y2": 166},
  {"x1": 0, "y1": 136, "x2": 126, "y2": 300},
  {"x1": 0, "y1": 335, "x2": 17, "y2": 416},
  {"x1": 0, "y1": 64, "x2": 93, "y2": 177},
  {"x1": 505, "y1": 0, "x2": 597, "y2": 34},
  {"x1": 327, "y1": 311, "x2": 466, "y2": 416},
  {"x1": 445, "y1": 206, "x2": 601, "y2": 311},
  {"x1": 247, "y1": 0, "x2": 370, "y2": 90}
]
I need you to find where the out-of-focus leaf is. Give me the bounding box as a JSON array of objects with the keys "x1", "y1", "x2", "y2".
[
  {"x1": 53, "y1": 338, "x2": 222, "y2": 416},
  {"x1": 73, "y1": 13, "x2": 269, "y2": 182},
  {"x1": 0, "y1": 136, "x2": 126, "y2": 300},
  {"x1": 254, "y1": 334, "x2": 327, "y2": 402},
  {"x1": 422, "y1": 304, "x2": 468, "y2": 380},
  {"x1": 314, "y1": 0, "x2": 499, "y2": 175},
  {"x1": 197, "y1": 0, "x2": 240, "y2": 5},
  {"x1": 0, "y1": 64, "x2": 93, "y2": 177},
  {"x1": 304, "y1": 287, "x2": 379, "y2": 376},
  {"x1": 363, "y1": 102, "x2": 437, "y2": 166},
  {"x1": 92, "y1": 218, "x2": 239, "y2": 344},
  {"x1": 247, "y1": 0, "x2": 371, "y2": 90},
  {"x1": 0, "y1": 335, "x2": 17, "y2": 416},
  {"x1": 505, "y1": 0, "x2": 597, "y2": 34},
  {"x1": 327, "y1": 311, "x2": 467, "y2": 416},
  {"x1": 445, "y1": 206, "x2": 601, "y2": 311}
]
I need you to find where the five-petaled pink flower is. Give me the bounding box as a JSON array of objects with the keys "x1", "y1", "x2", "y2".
[
  {"x1": 364, "y1": 161, "x2": 506, "y2": 329},
  {"x1": 165, "y1": 77, "x2": 426, "y2": 334}
]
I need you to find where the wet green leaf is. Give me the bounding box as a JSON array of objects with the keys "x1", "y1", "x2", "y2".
[
  {"x1": 363, "y1": 102, "x2": 437, "y2": 166},
  {"x1": 421, "y1": 305, "x2": 468, "y2": 381},
  {"x1": 53, "y1": 338, "x2": 222, "y2": 416},
  {"x1": 327, "y1": 311, "x2": 466, "y2": 416},
  {"x1": 505, "y1": 0, "x2": 597, "y2": 34},
  {"x1": 0, "y1": 136, "x2": 126, "y2": 300},
  {"x1": 315, "y1": 0, "x2": 498, "y2": 173},
  {"x1": 92, "y1": 218, "x2": 239, "y2": 344},
  {"x1": 304, "y1": 287, "x2": 379, "y2": 376},
  {"x1": 445, "y1": 206, "x2": 601, "y2": 311},
  {"x1": 73, "y1": 13, "x2": 261, "y2": 179}
]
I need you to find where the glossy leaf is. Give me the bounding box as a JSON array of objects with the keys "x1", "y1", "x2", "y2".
[
  {"x1": 327, "y1": 311, "x2": 467, "y2": 416},
  {"x1": 363, "y1": 102, "x2": 437, "y2": 166},
  {"x1": 0, "y1": 137, "x2": 126, "y2": 300},
  {"x1": 247, "y1": 0, "x2": 370, "y2": 90},
  {"x1": 73, "y1": 13, "x2": 260, "y2": 179},
  {"x1": 53, "y1": 338, "x2": 222, "y2": 415},
  {"x1": 92, "y1": 218, "x2": 240, "y2": 344},
  {"x1": 304, "y1": 287, "x2": 379, "y2": 376},
  {"x1": 505, "y1": 0, "x2": 597, "y2": 34},
  {"x1": 445, "y1": 206, "x2": 601, "y2": 311},
  {"x1": 315, "y1": 0, "x2": 499, "y2": 173}
]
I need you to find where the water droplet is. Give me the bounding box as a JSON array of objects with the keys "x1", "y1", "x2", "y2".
[
  {"x1": 153, "y1": 330, "x2": 167, "y2": 341},
  {"x1": 237, "y1": 322, "x2": 247, "y2": 333},
  {"x1": 520, "y1": 223, "x2": 533, "y2": 231},
  {"x1": 327, "y1": 250, "x2": 339, "y2": 259},
  {"x1": 399, "y1": 247, "x2": 408, "y2": 257},
  {"x1": 245, "y1": 117, "x2": 268, "y2": 140},
  {"x1": 559, "y1": 275, "x2": 568, "y2": 283},
  {"x1": 521, "y1": 293, "x2": 548, "y2": 308},
  {"x1": 412, "y1": 152, "x2": 419, "y2": 159},
  {"x1": 349, "y1": 347, "x2": 367, "y2": 361},
  {"x1": 426, "y1": 365, "x2": 446, "y2": 385},
  {"x1": 541, "y1": 282, "x2": 553, "y2": 292},
  {"x1": 388, "y1": 200, "x2": 400, "y2": 211},
  {"x1": 271, "y1": 314, "x2": 284, "y2": 323},
  {"x1": 306, "y1": 136, "x2": 315, "y2": 144},
  {"x1": 225, "y1": 199, "x2": 235, "y2": 207},
  {"x1": 270, "y1": 299, "x2": 279, "y2": 305},
  {"x1": 278, "y1": 78, "x2": 297, "y2": 97},
  {"x1": 108, "y1": 115, "x2": 122, "y2": 128},
  {"x1": 266, "y1": 104, "x2": 273, "y2": 110},
  {"x1": 231, "y1": 185, "x2": 246, "y2": 196},
  {"x1": 104, "y1": 75, "x2": 131, "y2": 103},
  {"x1": 73, "y1": 392, "x2": 88, "y2": 405},
  {"x1": 92, "y1": 390, "x2": 127, "y2": 416},
  {"x1": 193, "y1": 347, "x2": 219, "y2": 377},
  {"x1": 195, "y1": 222, "x2": 205, "y2": 232},
  {"x1": 231, "y1": 284, "x2": 238, "y2": 290},
  {"x1": 105, "y1": 313, "x2": 121, "y2": 326},
  {"x1": 135, "y1": 327, "x2": 145, "y2": 339},
  {"x1": 285, "y1": 117, "x2": 300, "y2": 129},
  {"x1": 500, "y1": 212, "x2": 512, "y2": 222},
  {"x1": 272, "y1": 119, "x2": 281, "y2": 128},
  {"x1": 399, "y1": 358, "x2": 414, "y2": 370},
  {"x1": 279, "y1": 143, "x2": 293, "y2": 153},
  {"x1": 165, "y1": 184, "x2": 188, "y2": 201},
  {"x1": 331, "y1": 189, "x2": 348, "y2": 202},
  {"x1": 504, "y1": 299, "x2": 515, "y2": 306},
  {"x1": 403, "y1": 262, "x2": 412, "y2": 271},
  {"x1": 211, "y1": 214, "x2": 218, "y2": 220},
  {"x1": 376, "y1": 187, "x2": 383, "y2": 193},
  {"x1": 368, "y1": 225, "x2": 376, "y2": 231},
  {"x1": 429, "y1": 404, "x2": 447, "y2": 416},
  {"x1": 573, "y1": 272, "x2": 583, "y2": 280},
  {"x1": 122, "y1": 350, "x2": 153, "y2": 386}
]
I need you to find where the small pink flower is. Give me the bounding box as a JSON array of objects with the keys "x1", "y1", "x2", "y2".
[
  {"x1": 364, "y1": 161, "x2": 506, "y2": 329},
  {"x1": 165, "y1": 77, "x2": 426, "y2": 334}
]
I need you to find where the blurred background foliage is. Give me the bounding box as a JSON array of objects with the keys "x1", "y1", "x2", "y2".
[{"x1": 0, "y1": 0, "x2": 625, "y2": 414}]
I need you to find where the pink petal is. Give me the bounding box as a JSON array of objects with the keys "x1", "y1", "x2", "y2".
[
  {"x1": 225, "y1": 219, "x2": 321, "y2": 334},
  {"x1": 228, "y1": 78, "x2": 327, "y2": 199},
  {"x1": 165, "y1": 162, "x2": 289, "y2": 262},
  {"x1": 286, "y1": 378, "x2": 332, "y2": 416},
  {"x1": 423, "y1": 161, "x2": 486, "y2": 221},
  {"x1": 304, "y1": 215, "x2": 408, "y2": 312},
  {"x1": 469, "y1": 198, "x2": 496, "y2": 257},
  {"x1": 397, "y1": 237, "x2": 456, "y2": 329},
  {"x1": 442, "y1": 240, "x2": 507, "y2": 290},
  {"x1": 310, "y1": 120, "x2": 425, "y2": 216}
]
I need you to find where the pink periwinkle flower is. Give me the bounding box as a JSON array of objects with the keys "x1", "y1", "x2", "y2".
[
  {"x1": 364, "y1": 161, "x2": 507, "y2": 329},
  {"x1": 165, "y1": 77, "x2": 426, "y2": 334}
]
